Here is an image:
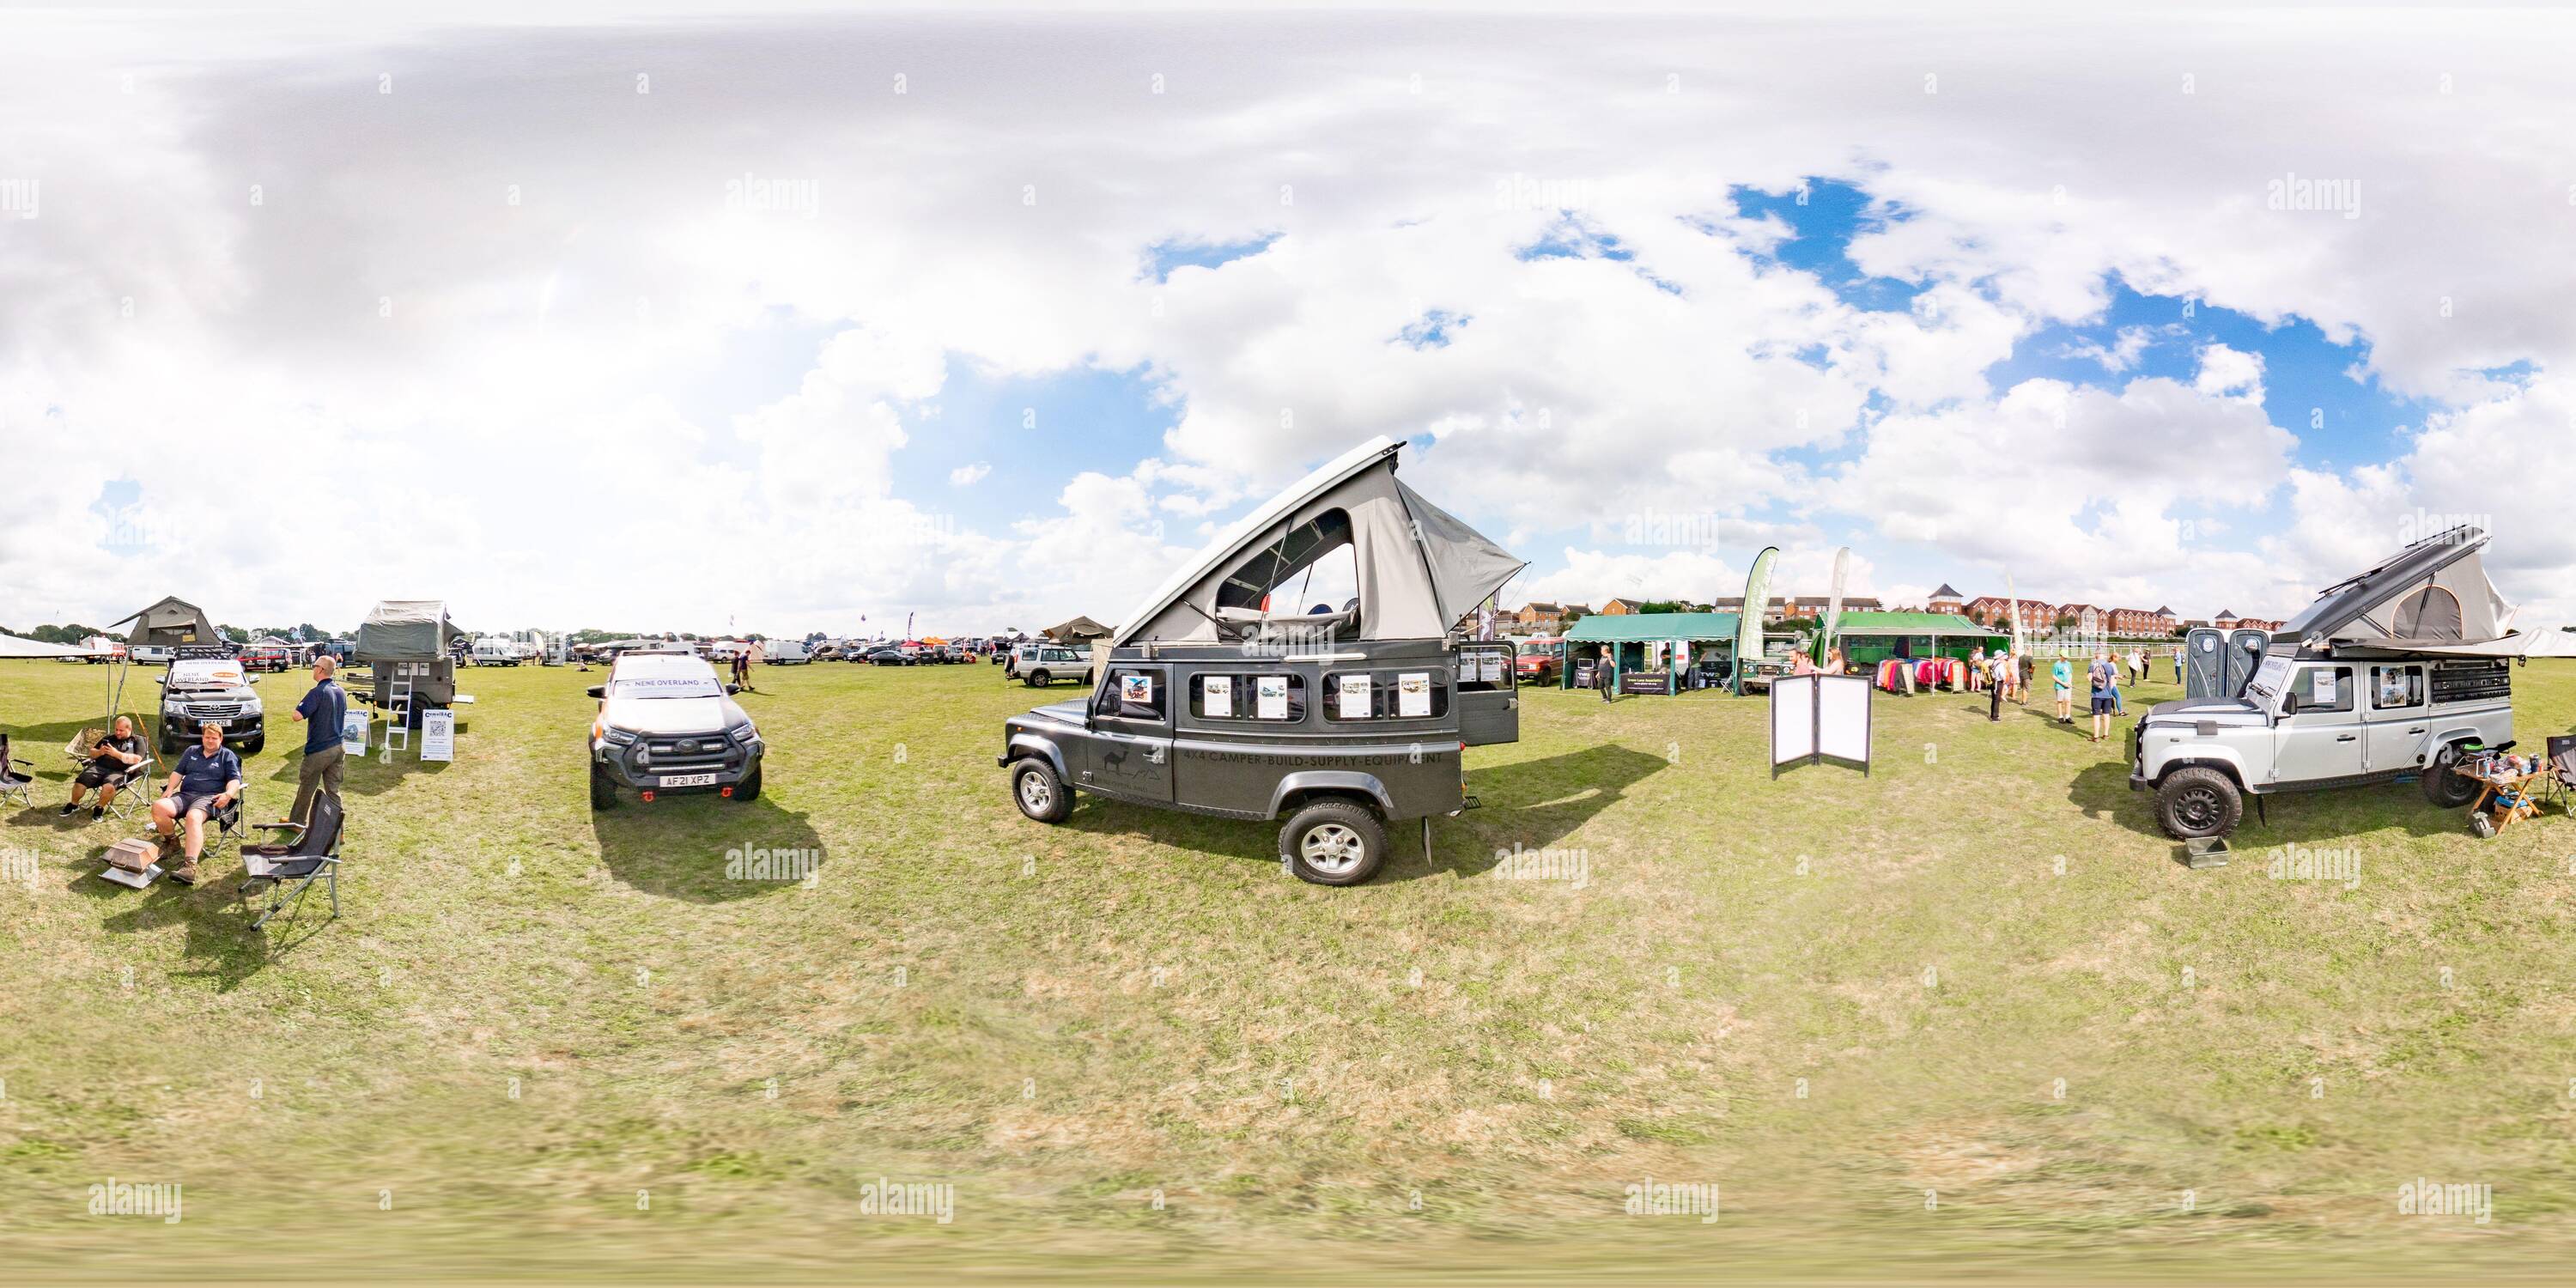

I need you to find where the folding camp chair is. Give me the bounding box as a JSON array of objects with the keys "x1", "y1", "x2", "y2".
[
  {"x1": 65, "y1": 728, "x2": 156, "y2": 823},
  {"x1": 239, "y1": 793, "x2": 343, "y2": 931},
  {"x1": 0, "y1": 735, "x2": 33, "y2": 811},
  {"x1": 2537, "y1": 735, "x2": 2576, "y2": 814}
]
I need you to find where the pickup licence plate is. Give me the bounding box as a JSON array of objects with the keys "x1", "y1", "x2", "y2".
[{"x1": 658, "y1": 773, "x2": 718, "y2": 788}]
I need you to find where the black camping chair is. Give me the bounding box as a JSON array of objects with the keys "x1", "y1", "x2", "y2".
[
  {"x1": 2537, "y1": 735, "x2": 2576, "y2": 814},
  {"x1": 239, "y1": 793, "x2": 343, "y2": 931},
  {"x1": 0, "y1": 735, "x2": 33, "y2": 811}
]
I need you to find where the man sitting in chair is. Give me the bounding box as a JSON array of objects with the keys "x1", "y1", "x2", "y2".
[
  {"x1": 62, "y1": 716, "x2": 148, "y2": 821},
  {"x1": 152, "y1": 721, "x2": 243, "y2": 886}
]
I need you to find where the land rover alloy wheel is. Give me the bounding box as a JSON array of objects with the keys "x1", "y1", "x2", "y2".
[
  {"x1": 1012, "y1": 756, "x2": 1072, "y2": 823},
  {"x1": 2154, "y1": 766, "x2": 2243, "y2": 840},
  {"x1": 1279, "y1": 799, "x2": 1387, "y2": 886}
]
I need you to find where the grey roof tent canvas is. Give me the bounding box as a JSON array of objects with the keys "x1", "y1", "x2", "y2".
[
  {"x1": 110, "y1": 595, "x2": 220, "y2": 648},
  {"x1": 355, "y1": 600, "x2": 462, "y2": 660},
  {"x1": 2283, "y1": 526, "x2": 2515, "y2": 651},
  {"x1": 1114, "y1": 436, "x2": 1526, "y2": 647}
]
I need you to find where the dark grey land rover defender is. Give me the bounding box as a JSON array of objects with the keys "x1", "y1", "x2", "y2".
[{"x1": 999, "y1": 436, "x2": 1526, "y2": 885}]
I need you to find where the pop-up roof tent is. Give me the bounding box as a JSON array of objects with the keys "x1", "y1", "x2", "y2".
[
  {"x1": 1115, "y1": 436, "x2": 1526, "y2": 646},
  {"x1": 1044, "y1": 615, "x2": 1113, "y2": 642},
  {"x1": 109, "y1": 595, "x2": 221, "y2": 649},
  {"x1": 355, "y1": 600, "x2": 462, "y2": 660},
  {"x1": 2286, "y1": 526, "x2": 2517, "y2": 653}
]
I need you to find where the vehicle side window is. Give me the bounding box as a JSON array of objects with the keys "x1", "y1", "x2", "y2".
[
  {"x1": 1095, "y1": 668, "x2": 1165, "y2": 721},
  {"x1": 2288, "y1": 665, "x2": 2354, "y2": 714},
  {"x1": 2371, "y1": 664, "x2": 2425, "y2": 711},
  {"x1": 1188, "y1": 673, "x2": 1306, "y2": 721}
]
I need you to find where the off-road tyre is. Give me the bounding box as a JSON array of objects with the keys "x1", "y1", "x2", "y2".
[
  {"x1": 1279, "y1": 799, "x2": 1388, "y2": 886},
  {"x1": 1012, "y1": 756, "x2": 1072, "y2": 823},
  {"x1": 2155, "y1": 765, "x2": 2243, "y2": 839}
]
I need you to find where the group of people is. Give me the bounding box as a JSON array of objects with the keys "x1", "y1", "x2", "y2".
[
  {"x1": 727, "y1": 640, "x2": 765, "y2": 691},
  {"x1": 57, "y1": 654, "x2": 349, "y2": 886}
]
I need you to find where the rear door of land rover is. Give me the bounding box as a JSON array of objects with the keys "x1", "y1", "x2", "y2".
[{"x1": 1455, "y1": 642, "x2": 1519, "y2": 747}]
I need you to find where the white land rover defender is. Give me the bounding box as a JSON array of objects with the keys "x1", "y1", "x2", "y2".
[{"x1": 2133, "y1": 527, "x2": 2521, "y2": 838}]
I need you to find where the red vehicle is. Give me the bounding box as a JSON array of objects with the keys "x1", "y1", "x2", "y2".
[{"x1": 1514, "y1": 637, "x2": 1564, "y2": 684}]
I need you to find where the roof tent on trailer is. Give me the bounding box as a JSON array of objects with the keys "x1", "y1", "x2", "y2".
[
  {"x1": 2282, "y1": 526, "x2": 2516, "y2": 653},
  {"x1": 355, "y1": 600, "x2": 462, "y2": 660},
  {"x1": 1114, "y1": 436, "x2": 1527, "y2": 647}
]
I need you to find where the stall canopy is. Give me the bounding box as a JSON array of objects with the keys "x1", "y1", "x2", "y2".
[
  {"x1": 1836, "y1": 611, "x2": 2008, "y2": 639},
  {"x1": 0, "y1": 632, "x2": 98, "y2": 659},
  {"x1": 1044, "y1": 616, "x2": 1113, "y2": 642},
  {"x1": 109, "y1": 595, "x2": 220, "y2": 648},
  {"x1": 2286, "y1": 526, "x2": 2516, "y2": 650},
  {"x1": 1115, "y1": 436, "x2": 1526, "y2": 647},
  {"x1": 356, "y1": 600, "x2": 461, "y2": 661},
  {"x1": 1564, "y1": 612, "x2": 1741, "y2": 645}
]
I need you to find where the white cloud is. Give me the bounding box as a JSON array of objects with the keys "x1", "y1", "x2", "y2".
[{"x1": 949, "y1": 461, "x2": 991, "y2": 487}]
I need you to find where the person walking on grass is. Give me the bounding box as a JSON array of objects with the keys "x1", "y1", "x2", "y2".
[
  {"x1": 2050, "y1": 654, "x2": 2075, "y2": 723},
  {"x1": 2172, "y1": 644, "x2": 2185, "y2": 684},
  {"x1": 1987, "y1": 651, "x2": 2009, "y2": 722},
  {"x1": 2088, "y1": 650, "x2": 2118, "y2": 743},
  {"x1": 2018, "y1": 651, "x2": 2036, "y2": 705},
  {"x1": 286, "y1": 653, "x2": 348, "y2": 824}
]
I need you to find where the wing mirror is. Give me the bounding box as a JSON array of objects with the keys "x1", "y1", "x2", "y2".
[{"x1": 586, "y1": 684, "x2": 605, "y2": 699}]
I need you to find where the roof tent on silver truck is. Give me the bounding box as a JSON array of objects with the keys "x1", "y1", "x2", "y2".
[{"x1": 2280, "y1": 525, "x2": 2515, "y2": 653}]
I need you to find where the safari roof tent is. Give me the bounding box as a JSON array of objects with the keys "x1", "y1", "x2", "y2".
[
  {"x1": 1563, "y1": 611, "x2": 1741, "y2": 693},
  {"x1": 1000, "y1": 435, "x2": 1528, "y2": 886},
  {"x1": 2282, "y1": 526, "x2": 2517, "y2": 657},
  {"x1": 355, "y1": 599, "x2": 464, "y2": 709},
  {"x1": 1044, "y1": 616, "x2": 1114, "y2": 643},
  {"x1": 110, "y1": 595, "x2": 223, "y2": 652}
]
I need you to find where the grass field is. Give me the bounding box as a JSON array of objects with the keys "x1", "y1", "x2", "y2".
[{"x1": 3, "y1": 654, "x2": 2574, "y2": 1283}]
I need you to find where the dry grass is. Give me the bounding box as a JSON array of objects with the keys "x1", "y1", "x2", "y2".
[{"x1": 2, "y1": 655, "x2": 2573, "y2": 1282}]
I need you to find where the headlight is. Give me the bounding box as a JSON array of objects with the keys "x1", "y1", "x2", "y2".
[
  {"x1": 727, "y1": 721, "x2": 760, "y2": 745},
  {"x1": 241, "y1": 696, "x2": 263, "y2": 716},
  {"x1": 597, "y1": 721, "x2": 639, "y2": 746}
]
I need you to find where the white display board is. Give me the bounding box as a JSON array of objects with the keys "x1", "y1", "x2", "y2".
[
  {"x1": 1202, "y1": 675, "x2": 1233, "y2": 718},
  {"x1": 1770, "y1": 675, "x2": 1817, "y2": 766},
  {"x1": 1815, "y1": 675, "x2": 1873, "y2": 765},
  {"x1": 1397, "y1": 672, "x2": 1431, "y2": 717},
  {"x1": 421, "y1": 708, "x2": 456, "y2": 762},
  {"x1": 342, "y1": 710, "x2": 370, "y2": 757},
  {"x1": 1338, "y1": 674, "x2": 1373, "y2": 720},
  {"x1": 1771, "y1": 673, "x2": 1872, "y2": 775}
]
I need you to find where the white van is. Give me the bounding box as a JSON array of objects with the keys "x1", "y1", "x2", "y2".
[{"x1": 471, "y1": 636, "x2": 521, "y2": 666}]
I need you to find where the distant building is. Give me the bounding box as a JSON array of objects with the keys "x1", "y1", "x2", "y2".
[
  {"x1": 1928, "y1": 583, "x2": 1964, "y2": 614},
  {"x1": 1600, "y1": 598, "x2": 1645, "y2": 617}
]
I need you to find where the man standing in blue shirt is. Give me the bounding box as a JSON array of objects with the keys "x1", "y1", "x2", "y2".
[
  {"x1": 153, "y1": 721, "x2": 244, "y2": 885},
  {"x1": 289, "y1": 654, "x2": 349, "y2": 824}
]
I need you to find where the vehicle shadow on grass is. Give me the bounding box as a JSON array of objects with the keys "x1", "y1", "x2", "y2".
[
  {"x1": 2067, "y1": 760, "x2": 2492, "y2": 846},
  {"x1": 590, "y1": 795, "x2": 828, "y2": 903},
  {"x1": 1058, "y1": 744, "x2": 1670, "y2": 884}
]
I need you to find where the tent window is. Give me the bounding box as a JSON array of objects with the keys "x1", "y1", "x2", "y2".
[
  {"x1": 1216, "y1": 509, "x2": 1355, "y2": 613},
  {"x1": 2391, "y1": 586, "x2": 2462, "y2": 639}
]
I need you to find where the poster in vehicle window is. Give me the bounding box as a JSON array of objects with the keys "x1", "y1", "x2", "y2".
[
  {"x1": 1255, "y1": 676, "x2": 1289, "y2": 720},
  {"x1": 1202, "y1": 675, "x2": 1232, "y2": 718},
  {"x1": 1120, "y1": 673, "x2": 1153, "y2": 711},
  {"x1": 1338, "y1": 674, "x2": 1373, "y2": 720},
  {"x1": 2311, "y1": 669, "x2": 2337, "y2": 706},
  {"x1": 1398, "y1": 672, "x2": 1431, "y2": 717}
]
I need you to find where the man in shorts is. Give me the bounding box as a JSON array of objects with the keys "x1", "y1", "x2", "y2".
[
  {"x1": 151, "y1": 721, "x2": 245, "y2": 886},
  {"x1": 62, "y1": 715, "x2": 148, "y2": 820}
]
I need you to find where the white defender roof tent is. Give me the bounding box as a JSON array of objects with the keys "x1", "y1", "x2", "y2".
[
  {"x1": 355, "y1": 600, "x2": 462, "y2": 661},
  {"x1": 2285, "y1": 526, "x2": 2518, "y2": 652},
  {"x1": 1114, "y1": 435, "x2": 1527, "y2": 647}
]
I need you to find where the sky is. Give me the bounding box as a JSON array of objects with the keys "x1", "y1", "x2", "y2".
[{"x1": 4, "y1": 3, "x2": 2573, "y2": 640}]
